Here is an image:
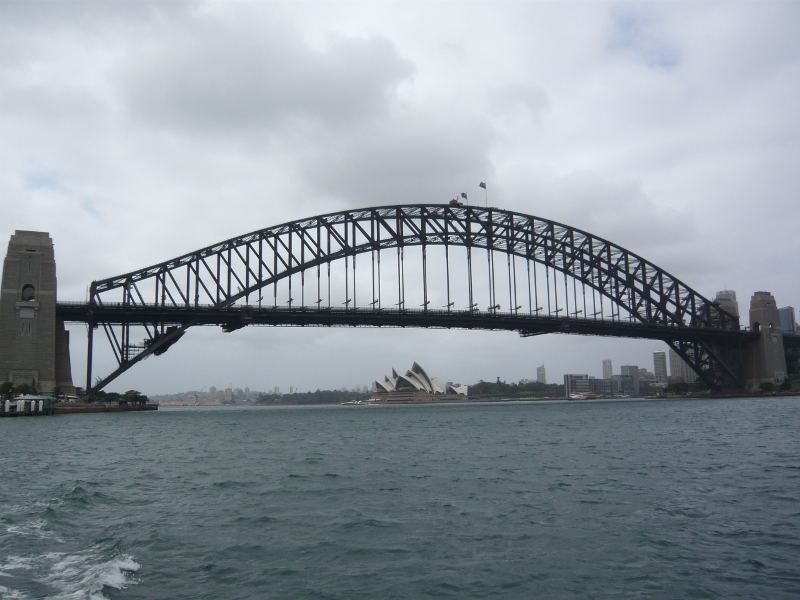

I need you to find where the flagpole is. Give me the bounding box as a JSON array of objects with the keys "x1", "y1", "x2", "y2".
[{"x1": 480, "y1": 182, "x2": 488, "y2": 207}]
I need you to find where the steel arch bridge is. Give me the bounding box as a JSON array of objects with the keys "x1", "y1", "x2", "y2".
[{"x1": 57, "y1": 204, "x2": 752, "y2": 393}]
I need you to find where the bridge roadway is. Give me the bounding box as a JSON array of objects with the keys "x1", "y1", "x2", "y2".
[{"x1": 57, "y1": 301, "x2": 762, "y2": 345}]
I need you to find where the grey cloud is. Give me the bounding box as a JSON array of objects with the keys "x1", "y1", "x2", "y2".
[
  {"x1": 122, "y1": 12, "x2": 414, "y2": 136},
  {"x1": 298, "y1": 111, "x2": 495, "y2": 206},
  {"x1": 499, "y1": 166, "x2": 708, "y2": 287},
  {"x1": 489, "y1": 83, "x2": 550, "y2": 123},
  {"x1": 608, "y1": 8, "x2": 680, "y2": 68}
]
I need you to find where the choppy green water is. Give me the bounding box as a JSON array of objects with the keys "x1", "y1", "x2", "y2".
[{"x1": 2, "y1": 397, "x2": 799, "y2": 599}]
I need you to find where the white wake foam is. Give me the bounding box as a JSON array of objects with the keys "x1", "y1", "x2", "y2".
[
  {"x1": 5, "y1": 519, "x2": 63, "y2": 542},
  {"x1": 0, "y1": 549, "x2": 139, "y2": 600},
  {"x1": 0, "y1": 583, "x2": 30, "y2": 599},
  {"x1": 42, "y1": 550, "x2": 140, "y2": 600}
]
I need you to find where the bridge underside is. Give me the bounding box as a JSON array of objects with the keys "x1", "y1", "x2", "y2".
[
  {"x1": 58, "y1": 302, "x2": 757, "y2": 395},
  {"x1": 58, "y1": 302, "x2": 750, "y2": 342}
]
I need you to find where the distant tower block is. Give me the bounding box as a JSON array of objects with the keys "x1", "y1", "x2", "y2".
[
  {"x1": 745, "y1": 291, "x2": 787, "y2": 388},
  {"x1": 653, "y1": 351, "x2": 667, "y2": 384},
  {"x1": 602, "y1": 359, "x2": 612, "y2": 380},
  {"x1": 715, "y1": 290, "x2": 739, "y2": 319},
  {"x1": 0, "y1": 231, "x2": 74, "y2": 394}
]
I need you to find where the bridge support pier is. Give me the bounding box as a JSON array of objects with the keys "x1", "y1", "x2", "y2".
[
  {"x1": 86, "y1": 323, "x2": 94, "y2": 393},
  {"x1": 743, "y1": 291, "x2": 787, "y2": 389},
  {"x1": 0, "y1": 231, "x2": 75, "y2": 394}
]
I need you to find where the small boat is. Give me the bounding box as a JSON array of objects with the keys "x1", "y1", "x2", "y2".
[{"x1": 568, "y1": 393, "x2": 586, "y2": 400}]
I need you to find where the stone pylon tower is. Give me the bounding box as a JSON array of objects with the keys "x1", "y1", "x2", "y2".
[
  {"x1": 0, "y1": 231, "x2": 74, "y2": 394},
  {"x1": 745, "y1": 291, "x2": 787, "y2": 389}
]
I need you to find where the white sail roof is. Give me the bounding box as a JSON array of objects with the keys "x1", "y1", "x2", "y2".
[{"x1": 373, "y1": 362, "x2": 466, "y2": 396}]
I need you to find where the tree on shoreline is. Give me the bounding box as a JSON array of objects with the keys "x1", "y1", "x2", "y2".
[{"x1": 89, "y1": 389, "x2": 149, "y2": 405}]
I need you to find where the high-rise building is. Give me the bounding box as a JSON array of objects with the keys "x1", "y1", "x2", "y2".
[
  {"x1": 715, "y1": 290, "x2": 739, "y2": 318},
  {"x1": 602, "y1": 359, "x2": 612, "y2": 380},
  {"x1": 620, "y1": 365, "x2": 640, "y2": 396},
  {"x1": 778, "y1": 306, "x2": 796, "y2": 334},
  {"x1": 653, "y1": 352, "x2": 667, "y2": 384},
  {"x1": 537, "y1": 365, "x2": 546, "y2": 384},
  {"x1": 668, "y1": 349, "x2": 697, "y2": 384}
]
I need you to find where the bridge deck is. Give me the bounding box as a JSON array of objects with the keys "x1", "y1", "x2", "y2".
[{"x1": 57, "y1": 302, "x2": 757, "y2": 344}]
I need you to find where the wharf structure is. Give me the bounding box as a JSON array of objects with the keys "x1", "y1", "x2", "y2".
[{"x1": 0, "y1": 395, "x2": 57, "y2": 417}]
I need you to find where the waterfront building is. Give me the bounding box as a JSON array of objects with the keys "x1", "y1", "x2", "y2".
[
  {"x1": 563, "y1": 374, "x2": 589, "y2": 396},
  {"x1": 639, "y1": 374, "x2": 658, "y2": 395},
  {"x1": 536, "y1": 365, "x2": 546, "y2": 384},
  {"x1": 653, "y1": 352, "x2": 668, "y2": 385},
  {"x1": 373, "y1": 362, "x2": 468, "y2": 402},
  {"x1": 564, "y1": 374, "x2": 614, "y2": 396},
  {"x1": 620, "y1": 365, "x2": 640, "y2": 396},
  {"x1": 611, "y1": 374, "x2": 635, "y2": 395},
  {"x1": 602, "y1": 359, "x2": 612, "y2": 380},
  {"x1": 590, "y1": 378, "x2": 614, "y2": 395}
]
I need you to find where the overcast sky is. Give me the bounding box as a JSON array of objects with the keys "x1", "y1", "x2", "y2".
[{"x1": 2, "y1": 1, "x2": 799, "y2": 394}]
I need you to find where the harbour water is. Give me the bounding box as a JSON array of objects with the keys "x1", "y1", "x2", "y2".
[{"x1": 1, "y1": 397, "x2": 799, "y2": 599}]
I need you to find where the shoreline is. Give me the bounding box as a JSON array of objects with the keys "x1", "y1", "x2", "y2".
[
  {"x1": 54, "y1": 403, "x2": 158, "y2": 415},
  {"x1": 159, "y1": 392, "x2": 800, "y2": 409}
]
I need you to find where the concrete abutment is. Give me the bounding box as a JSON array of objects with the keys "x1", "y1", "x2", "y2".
[
  {"x1": 0, "y1": 231, "x2": 75, "y2": 394},
  {"x1": 743, "y1": 291, "x2": 787, "y2": 388}
]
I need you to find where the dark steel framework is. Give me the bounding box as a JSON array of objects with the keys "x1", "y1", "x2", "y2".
[{"x1": 64, "y1": 205, "x2": 750, "y2": 393}]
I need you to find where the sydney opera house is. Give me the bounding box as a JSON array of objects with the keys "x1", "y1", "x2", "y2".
[{"x1": 372, "y1": 362, "x2": 468, "y2": 403}]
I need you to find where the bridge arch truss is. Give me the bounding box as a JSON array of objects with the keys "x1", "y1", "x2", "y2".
[{"x1": 80, "y1": 205, "x2": 743, "y2": 392}]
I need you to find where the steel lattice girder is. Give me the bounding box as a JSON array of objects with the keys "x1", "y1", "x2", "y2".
[
  {"x1": 82, "y1": 204, "x2": 743, "y2": 392},
  {"x1": 91, "y1": 205, "x2": 737, "y2": 326}
]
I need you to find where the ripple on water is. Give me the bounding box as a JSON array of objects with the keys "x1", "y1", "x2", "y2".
[{"x1": 2, "y1": 398, "x2": 800, "y2": 599}]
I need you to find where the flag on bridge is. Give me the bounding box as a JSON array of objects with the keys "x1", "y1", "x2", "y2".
[
  {"x1": 479, "y1": 182, "x2": 486, "y2": 189},
  {"x1": 461, "y1": 192, "x2": 467, "y2": 200}
]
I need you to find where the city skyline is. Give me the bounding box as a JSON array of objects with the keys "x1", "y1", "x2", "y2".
[{"x1": 147, "y1": 343, "x2": 692, "y2": 398}]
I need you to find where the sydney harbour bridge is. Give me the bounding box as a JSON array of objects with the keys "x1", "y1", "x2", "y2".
[{"x1": 38, "y1": 203, "x2": 793, "y2": 395}]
